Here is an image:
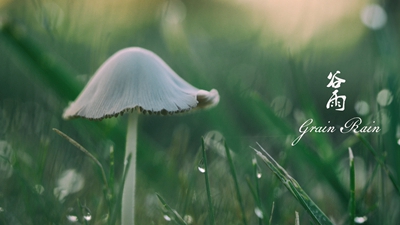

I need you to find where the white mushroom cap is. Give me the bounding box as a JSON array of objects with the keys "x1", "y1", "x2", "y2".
[{"x1": 63, "y1": 47, "x2": 219, "y2": 120}]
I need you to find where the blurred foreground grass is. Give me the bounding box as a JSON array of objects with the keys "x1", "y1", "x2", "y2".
[{"x1": 1, "y1": 0, "x2": 400, "y2": 224}]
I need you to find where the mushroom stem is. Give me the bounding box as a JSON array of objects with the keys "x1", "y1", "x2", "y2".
[{"x1": 122, "y1": 112, "x2": 138, "y2": 224}]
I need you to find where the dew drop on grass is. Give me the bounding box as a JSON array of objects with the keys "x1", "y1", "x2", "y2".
[
  {"x1": 198, "y1": 159, "x2": 206, "y2": 173},
  {"x1": 254, "y1": 207, "x2": 264, "y2": 219},
  {"x1": 66, "y1": 214, "x2": 79, "y2": 222},
  {"x1": 256, "y1": 166, "x2": 262, "y2": 179},
  {"x1": 163, "y1": 214, "x2": 172, "y2": 221},
  {"x1": 66, "y1": 207, "x2": 79, "y2": 222},
  {"x1": 82, "y1": 207, "x2": 92, "y2": 221},
  {"x1": 354, "y1": 216, "x2": 368, "y2": 224},
  {"x1": 198, "y1": 166, "x2": 206, "y2": 173}
]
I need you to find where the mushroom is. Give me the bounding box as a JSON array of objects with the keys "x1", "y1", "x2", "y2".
[{"x1": 63, "y1": 47, "x2": 219, "y2": 224}]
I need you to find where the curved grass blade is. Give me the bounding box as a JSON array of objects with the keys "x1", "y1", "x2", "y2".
[
  {"x1": 52, "y1": 128, "x2": 108, "y2": 189},
  {"x1": 252, "y1": 143, "x2": 333, "y2": 225}
]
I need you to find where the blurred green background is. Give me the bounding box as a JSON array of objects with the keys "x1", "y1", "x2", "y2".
[{"x1": 1, "y1": 0, "x2": 400, "y2": 224}]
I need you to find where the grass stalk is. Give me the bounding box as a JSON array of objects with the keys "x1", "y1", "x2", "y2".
[
  {"x1": 252, "y1": 157, "x2": 265, "y2": 225},
  {"x1": 295, "y1": 211, "x2": 300, "y2": 225},
  {"x1": 52, "y1": 128, "x2": 108, "y2": 189},
  {"x1": 156, "y1": 193, "x2": 187, "y2": 225},
  {"x1": 224, "y1": 141, "x2": 247, "y2": 225},
  {"x1": 349, "y1": 148, "x2": 355, "y2": 225},
  {"x1": 356, "y1": 133, "x2": 400, "y2": 195},
  {"x1": 252, "y1": 143, "x2": 333, "y2": 225},
  {"x1": 201, "y1": 137, "x2": 215, "y2": 225},
  {"x1": 77, "y1": 199, "x2": 89, "y2": 225},
  {"x1": 269, "y1": 202, "x2": 274, "y2": 225}
]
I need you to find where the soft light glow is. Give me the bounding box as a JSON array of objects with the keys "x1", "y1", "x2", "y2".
[
  {"x1": 232, "y1": 0, "x2": 366, "y2": 50},
  {"x1": 361, "y1": 4, "x2": 387, "y2": 30},
  {"x1": 376, "y1": 89, "x2": 393, "y2": 106},
  {"x1": 354, "y1": 101, "x2": 370, "y2": 116}
]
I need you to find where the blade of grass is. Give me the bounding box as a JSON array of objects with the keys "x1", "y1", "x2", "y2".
[
  {"x1": 156, "y1": 193, "x2": 187, "y2": 225},
  {"x1": 349, "y1": 148, "x2": 355, "y2": 225},
  {"x1": 238, "y1": 92, "x2": 349, "y2": 207},
  {"x1": 295, "y1": 211, "x2": 300, "y2": 225},
  {"x1": 52, "y1": 128, "x2": 108, "y2": 189},
  {"x1": 245, "y1": 176, "x2": 259, "y2": 206},
  {"x1": 252, "y1": 157, "x2": 266, "y2": 225},
  {"x1": 109, "y1": 145, "x2": 115, "y2": 201},
  {"x1": 201, "y1": 137, "x2": 215, "y2": 225},
  {"x1": 0, "y1": 18, "x2": 83, "y2": 100},
  {"x1": 246, "y1": 175, "x2": 268, "y2": 224},
  {"x1": 107, "y1": 145, "x2": 115, "y2": 225},
  {"x1": 252, "y1": 143, "x2": 334, "y2": 225},
  {"x1": 269, "y1": 202, "x2": 274, "y2": 225},
  {"x1": 224, "y1": 141, "x2": 247, "y2": 225},
  {"x1": 77, "y1": 199, "x2": 89, "y2": 225},
  {"x1": 355, "y1": 133, "x2": 400, "y2": 195}
]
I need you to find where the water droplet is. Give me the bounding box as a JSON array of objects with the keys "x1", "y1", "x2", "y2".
[
  {"x1": 184, "y1": 214, "x2": 193, "y2": 224},
  {"x1": 254, "y1": 207, "x2": 264, "y2": 219},
  {"x1": 0, "y1": 207, "x2": 4, "y2": 212},
  {"x1": 198, "y1": 166, "x2": 206, "y2": 173},
  {"x1": 163, "y1": 214, "x2": 172, "y2": 221},
  {"x1": 198, "y1": 159, "x2": 206, "y2": 173},
  {"x1": 82, "y1": 207, "x2": 92, "y2": 221},
  {"x1": 67, "y1": 214, "x2": 78, "y2": 222},
  {"x1": 256, "y1": 165, "x2": 262, "y2": 179},
  {"x1": 66, "y1": 207, "x2": 79, "y2": 222},
  {"x1": 397, "y1": 139, "x2": 400, "y2": 146},
  {"x1": 34, "y1": 184, "x2": 45, "y2": 195},
  {"x1": 354, "y1": 216, "x2": 368, "y2": 224}
]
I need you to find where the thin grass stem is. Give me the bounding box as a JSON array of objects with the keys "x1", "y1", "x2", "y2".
[
  {"x1": 269, "y1": 202, "x2": 274, "y2": 225},
  {"x1": 156, "y1": 193, "x2": 188, "y2": 225},
  {"x1": 356, "y1": 133, "x2": 400, "y2": 195},
  {"x1": 201, "y1": 137, "x2": 215, "y2": 225},
  {"x1": 252, "y1": 157, "x2": 264, "y2": 225},
  {"x1": 252, "y1": 143, "x2": 333, "y2": 225},
  {"x1": 295, "y1": 211, "x2": 300, "y2": 225},
  {"x1": 224, "y1": 141, "x2": 247, "y2": 225},
  {"x1": 349, "y1": 148, "x2": 355, "y2": 225},
  {"x1": 52, "y1": 128, "x2": 109, "y2": 189}
]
